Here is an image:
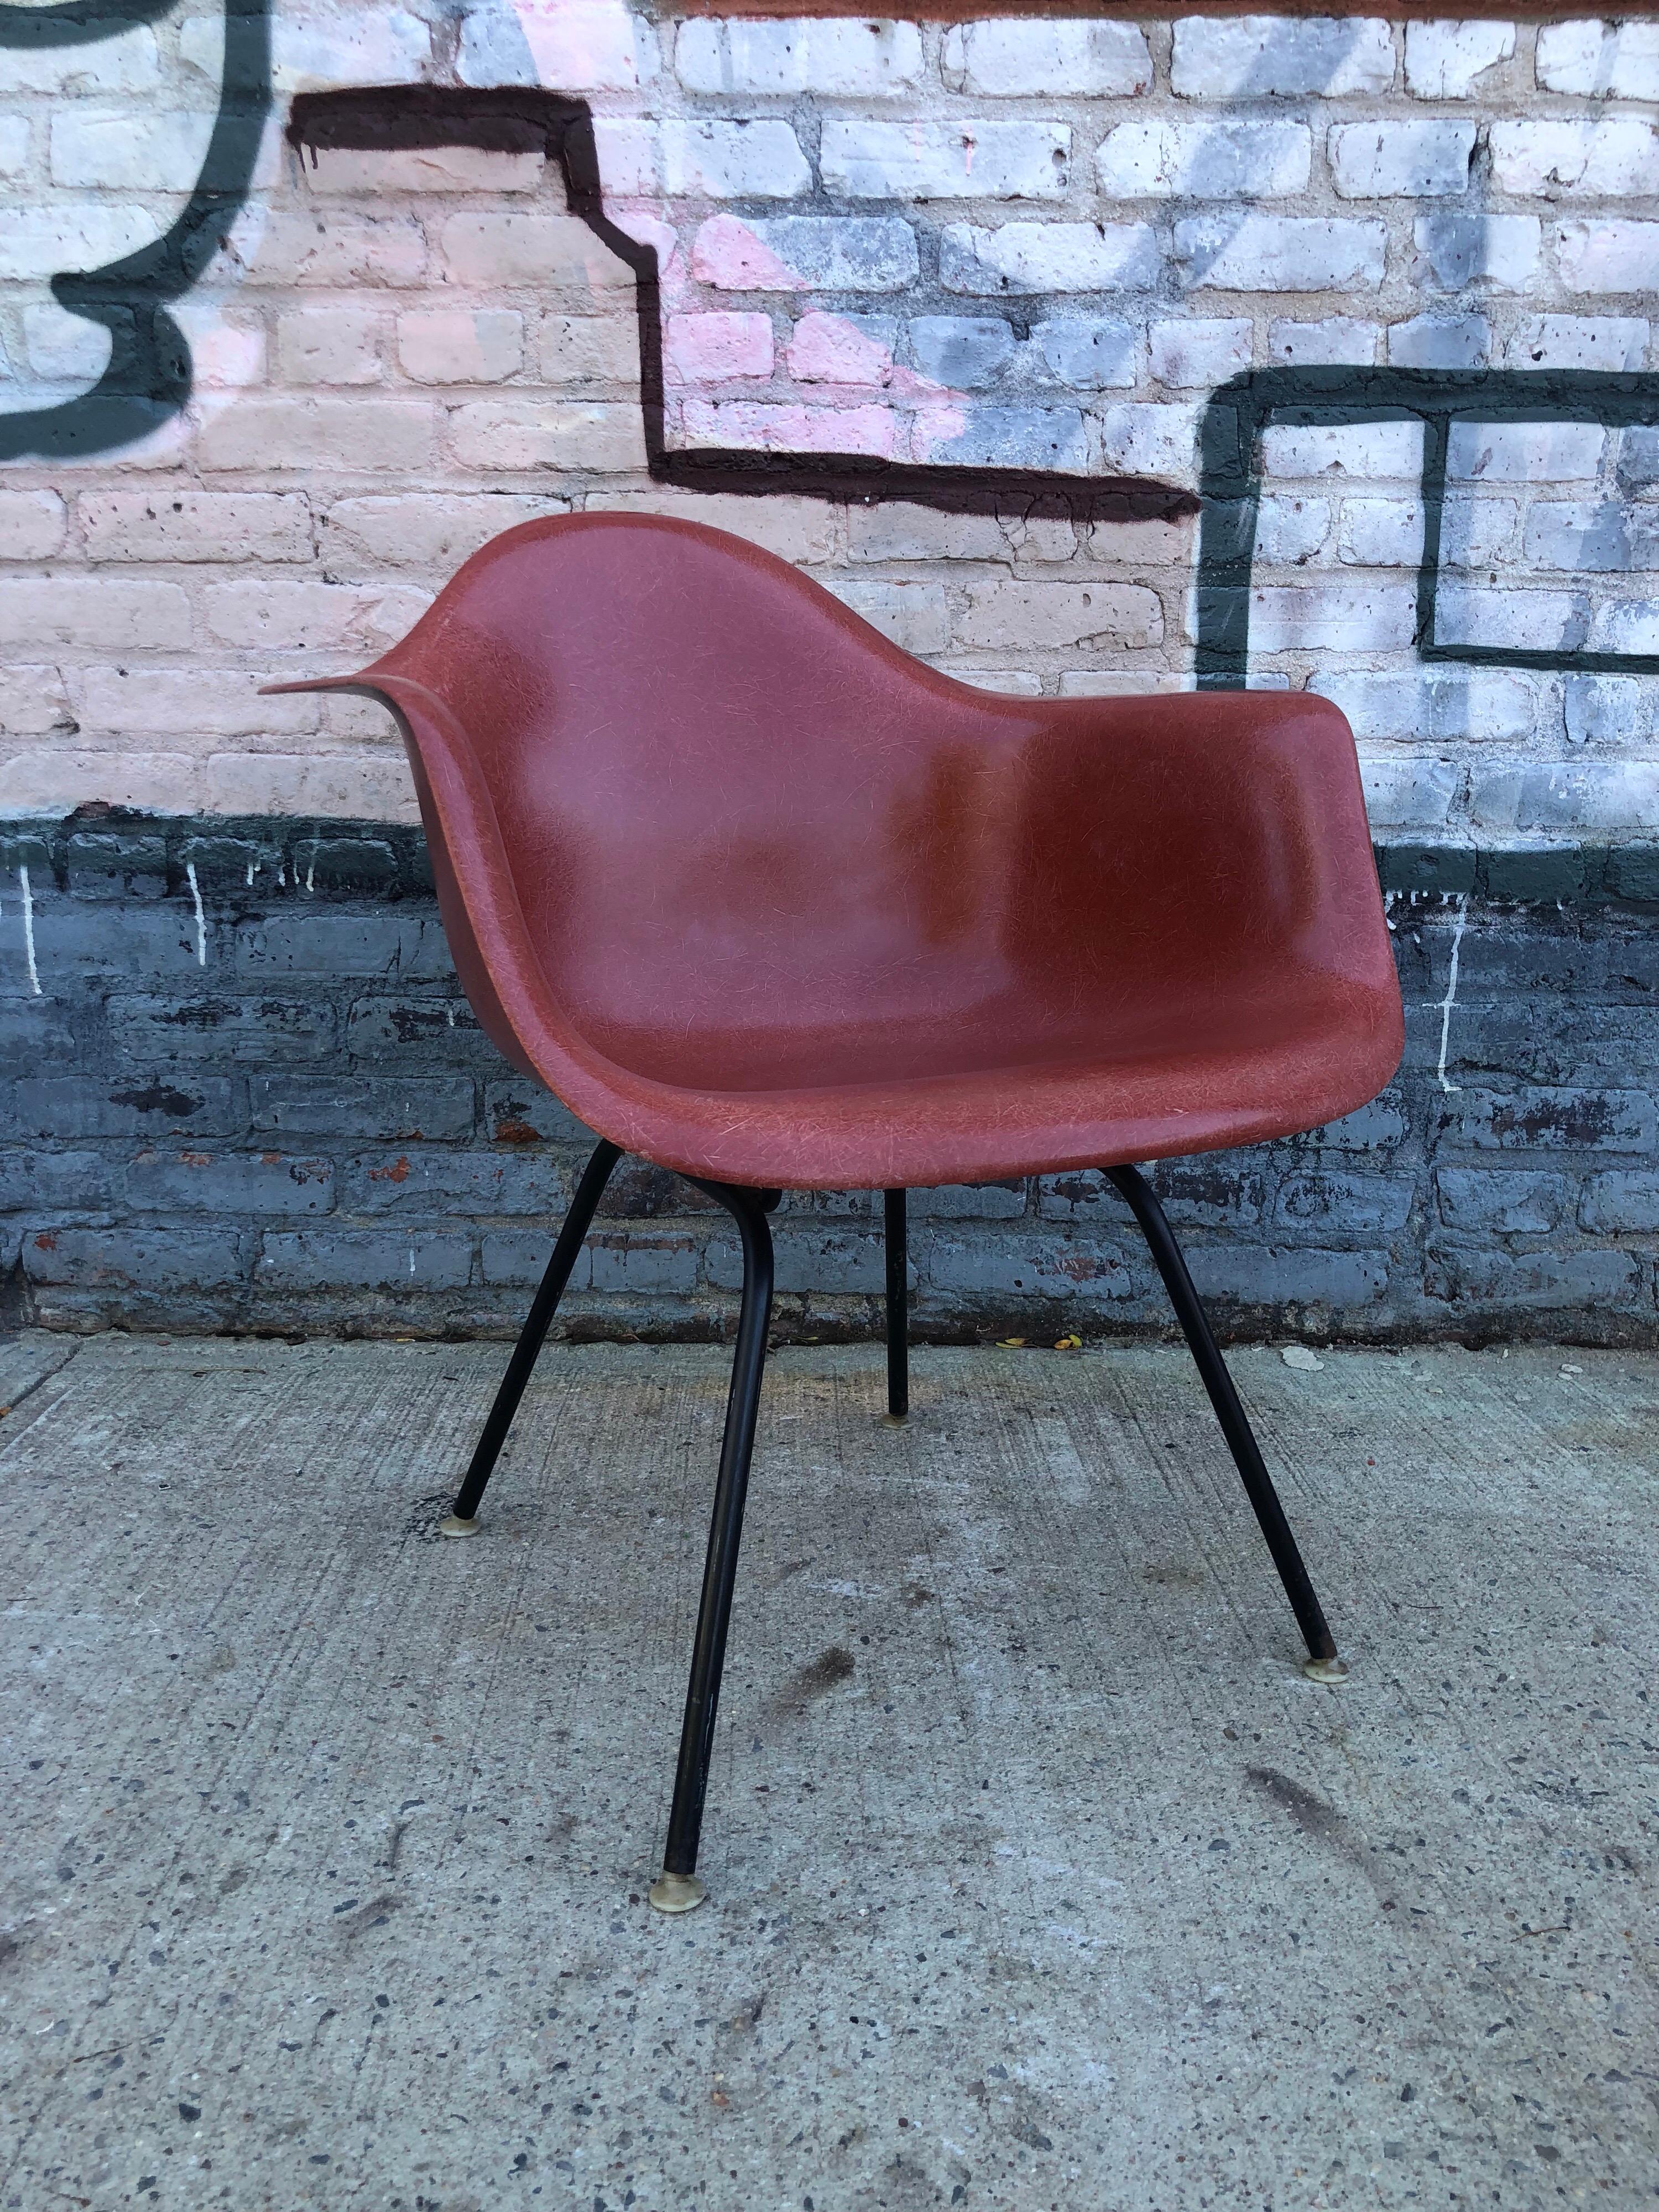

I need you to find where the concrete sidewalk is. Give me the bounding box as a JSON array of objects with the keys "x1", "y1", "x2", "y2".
[{"x1": 2, "y1": 1331, "x2": 1656, "y2": 2209}]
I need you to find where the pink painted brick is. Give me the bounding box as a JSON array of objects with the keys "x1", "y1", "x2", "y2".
[{"x1": 665, "y1": 312, "x2": 774, "y2": 384}]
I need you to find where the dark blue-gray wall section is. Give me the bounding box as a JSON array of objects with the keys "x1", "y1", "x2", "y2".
[{"x1": 6, "y1": 813, "x2": 1659, "y2": 1344}]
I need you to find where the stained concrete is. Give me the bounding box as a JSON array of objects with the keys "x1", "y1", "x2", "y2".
[{"x1": 2, "y1": 1330, "x2": 1656, "y2": 2209}]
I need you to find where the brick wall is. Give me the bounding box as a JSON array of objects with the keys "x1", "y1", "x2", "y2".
[{"x1": 4, "y1": 6, "x2": 1659, "y2": 1335}]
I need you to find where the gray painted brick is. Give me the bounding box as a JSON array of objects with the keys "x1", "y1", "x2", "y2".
[
  {"x1": 250, "y1": 1075, "x2": 475, "y2": 1142},
  {"x1": 343, "y1": 1148, "x2": 569, "y2": 1215},
  {"x1": 910, "y1": 1182, "x2": 1027, "y2": 1221},
  {"x1": 2, "y1": 1076, "x2": 239, "y2": 1140},
  {"x1": 1187, "y1": 1246, "x2": 1390, "y2": 1307},
  {"x1": 589, "y1": 1233, "x2": 700, "y2": 1295},
  {"x1": 109, "y1": 994, "x2": 337, "y2": 1065},
  {"x1": 1436, "y1": 1087, "x2": 1657, "y2": 1153},
  {"x1": 0, "y1": 1149, "x2": 112, "y2": 1215},
  {"x1": 1436, "y1": 1170, "x2": 1575, "y2": 1234},
  {"x1": 347, "y1": 995, "x2": 497, "y2": 1068},
  {"x1": 1427, "y1": 1244, "x2": 1644, "y2": 1310},
  {"x1": 22, "y1": 1226, "x2": 248, "y2": 1290},
  {"x1": 481, "y1": 1229, "x2": 588, "y2": 1288},
  {"x1": 27, "y1": 899, "x2": 211, "y2": 978},
  {"x1": 1578, "y1": 1172, "x2": 1659, "y2": 1234},
  {"x1": 925, "y1": 1235, "x2": 1135, "y2": 1301},
  {"x1": 708, "y1": 1229, "x2": 888, "y2": 1295},
  {"x1": 124, "y1": 1148, "x2": 333, "y2": 1215},
  {"x1": 236, "y1": 911, "x2": 454, "y2": 979},
  {"x1": 486, "y1": 1082, "x2": 598, "y2": 1148},
  {"x1": 257, "y1": 1230, "x2": 473, "y2": 1291},
  {"x1": 1274, "y1": 1171, "x2": 1417, "y2": 1237}
]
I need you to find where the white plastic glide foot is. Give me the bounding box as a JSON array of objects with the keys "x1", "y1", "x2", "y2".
[
  {"x1": 1301, "y1": 1654, "x2": 1349, "y2": 1684},
  {"x1": 648, "y1": 1872, "x2": 708, "y2": 1914},
  {"x1": 439, "y1": 1514, "x2": 479, "y2": 1538}
]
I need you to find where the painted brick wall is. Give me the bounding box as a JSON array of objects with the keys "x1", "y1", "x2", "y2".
[{"x1": 4, "y1": 5, "x2": 1659, "y2": 1337}]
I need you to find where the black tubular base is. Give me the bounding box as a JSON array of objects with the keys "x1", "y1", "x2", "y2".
[
  {"x1": 442, "y1": 1143, "x2": 1342, "y2": 1911},
  {"x1": 1105, "y1": 1164, "x2": 1339, "y2": 1668},
  {"x1": 884, "y1": 1188, "x2": 909, "y2": 1418},
  {"x1": 442, "y1": 1137, "x2": 621, "y2": 1531}
]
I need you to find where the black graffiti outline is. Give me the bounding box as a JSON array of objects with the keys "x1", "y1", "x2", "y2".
[
  {"x1": 1196, "y1": 365, "x2": 1659, "y2": 687},
  {"x1": 0, "y1": 0, "x2": 272, "y2": 461},
  {"x1": 286, "y1": 85, "x2": 1191, "y2": 529}
]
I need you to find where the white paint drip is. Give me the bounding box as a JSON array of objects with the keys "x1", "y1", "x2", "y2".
[
  {"x1": 18, "y1": 864, "x2": 40, "y2": 997},
  {"x1": 1435, "y1": 893, "x2": 1469, "y2": 1095},
  {"x1": 185, "y1": 860, "x2": 206, "y2": 967},
  {"x1": 246, "y1": 860, "x2": 257, "y2": 888},
  {"x1": 1382, "y1": 887, "x2": 1397, "y2": 935},
  {"x1": 305, "y1": 858, "x2": 315, "y2": 894}
]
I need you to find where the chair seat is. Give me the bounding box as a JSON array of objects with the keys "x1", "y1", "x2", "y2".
[{"x1": 564, "y1": 969, "x2": 1394, "y2": 1190}]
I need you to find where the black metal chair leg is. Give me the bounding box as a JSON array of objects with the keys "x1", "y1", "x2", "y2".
[
  {"x1": 650, "y1": 1180, "x2": 775, "y2": 1913},
  {"x1": 440, "y1": 1138, "x2": 622, "y2": 1536},
  {"x1": 884, "y1": 1187, "x2": 909, "y2": 1419},
  {"x1": 1105, "y1": 1165, "x2": 1343, "y2": 1677}
]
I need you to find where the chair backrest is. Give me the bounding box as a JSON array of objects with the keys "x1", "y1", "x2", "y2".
[{"x1": 336, "y1": 513, "x2": 1390, "y2": 1090}]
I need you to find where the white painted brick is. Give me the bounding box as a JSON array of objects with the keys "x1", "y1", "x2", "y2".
[
  {"x1": 458, "y1": 1, "x2": 657, "y2": 93},
  {"x1": 679, "y1": 400, "x2": 898, "y2": 457},
  {"x1": 849, "y1": 505, "x2": 1007, "y2": 561},
  {"x1": 201, "y1": 750, "x2": 419, "y2": 823},
  {"x1": 1404, "y1": 20, "x2": 1515, "y2": 99},
  {"x1": 957, "y1": 579, "x2": 1163, "y2": 651},
  {"x1": 227, "y1": 212, "x2": 427, "y2": 289},
  {"x1": 1329, "y1": 120, "x2": 1477, "y2": 197},
  {"x1": 0, "y1": 206, "x2": 159, "y2": 282},
  {"x1": 937, "y1": 667, "x2": 1046, "y2": 697},
  {"x1": 1253, "y1": 495, "x2": 1332, "y2": 565},
  {"x1": 0, "y1": 491, "x2": 67, "y2": 564},
  {"x1": 916, "y1": 406, "x2": 1089, "y2": 471},
  {"x1": 1556, "y1": 220, "x2": 1659, "y2": 293},
  {"x1": 1564, "y1": 675, "x2": 1658, "y2": 745},
  {"x1": 197, "y1": 395, "x2": 436, "y2": 474},
  {"x1": 440, "y1": 213, "x2": 635, "y2": 291},
  {"x1": 1437, "y1": 585, "x2": 1586, "y2": 650},
  {"x1": 170, "y1": 304, "x2": 268, "y2": 391},
  {"x1": 1413, "y1": 215, "x2": 1539, "y2": 290},
  {"x1": 666, "y1": 312, "x2": 775, "y2": 384},
  {"x1": 1057, "y1": 671, "x2": 1193, "y2": 696},
  {"x1": 908, "y1": 316, "x2": 1015, "y2": 388},
  {"x1": 676, "y1": 20, "x2": 923, "y2": 96},
  {"x1": 1149, "y1": 317, "x2": 1253, "y2": 388},
  {"x1": 1387, "y1": 313, "x2": 1490, "y2": 369},
  {"x1": 1522, "y1": 500, "x2": 1659, "y2": 572},
  {"x1": 1536, "y1": 20, "x2": 1659, "y2": 101},
  {"x1": 1491, "y1": 118, "x2": 1659, "y2": 198},
  {"x1": 2, "y1": 746, "x2": 200, "y2": 818},
  {"x1": 50, "y1": 109, "x2": 222, "y2": 193},
  {"x1": 1506, "y1": 315, "x2": 1648, "y2": 372},
  {"x1": 397, "y1": 310, "x2": 524, "y2": 385},
  {"x1": 596, "y1": 119, "x2": 810, "y2": 201},
  {"x1": 821, "y1": 121, "x2": 1069, "y2": 202},
  {"x1": 943, "y1": 22, "x2": 1152, "y2": 97},
  {"x1": 1268, "y1": 317, "x2": 1378, "y2": 366},
  {"x1": 300, "y1": 144, "x2": 546, "y2": 197},
  {"x1": 1242, "y1": 583, "x2": 1416, "y2": 652},
  {"x1": 1338, "y1": 498, "x2": 1426, "y2": 566},
  {"x1": 586, "y1": 488, "x2": 839, "y2": 566},
  {"x1": 1035, "y1": 319, "x2": 1140, "y2": 389},
  {"x1": 323, "y1": 497, "x2": 564, "y2": 571},
  {"x1": 1317, "y1": 669, "x2": 1540, "y2": 743},
  {"x1": 940, "y1": 222, "x2": 1159, "y2": 294},
  {"x1": 276, "y1": 306, "x2": 385, "y2": 387},
  {"x1": 201, "y1": 581, "x2": 429, "y2": 656},
  {"x1": 826, "y1": 580, "x2": 951, "y2": 655},
  {"x1": 692, "y1": 215, "x2": 919, "y2": 293},
  {"x1": 264, "y1": 7, "x2": 432, "y2": 95},
  {"x1": 1171, "y1": 16, "x2": 1396, "y2": 98},
  {"x1": 1084, "y1": 515, "x2": 1194, "y2": 564},
  {"x1": 1590, "y1": 599, "x2": 1659, "y2": 655},
  {"x1": 1439, "y1": 496, "x2": 1521, "y2": 567},
  {"x1": 1097, "y1": 403, "x2": 1201, "y2": 481},
  {"x1": 448, "y1": 399, "x2": 647, "y2": 474},
  {"x1": 0, "y1": 28, "x2": 158, "y2": 95},
  {"x1": 1353, "y1": 751, "x2": 1461, "y2": 831},
  {"x1": 0, "y1": 580, "x2": 190, "y2": 651},
  {"x1": 0, "y1": 665, "x2": 72, "y2": 739},
  {"x1": 1097, "y1": 119, "x2": 1308, "y2": 199},
  {"x1": 1175, "y1": 215, "x2": 1385, "y2": 291},
  {"x1": 71, "y1": 667, "x2": 319, "y2": 738},
  {"x1": 541, "y1": 315, "x2": 641, "y2": 385},
  {"x1": 21, "y1": 305, "x2": 108, "y2": 384},
  {"x1": 1263, "y1": 421, "x2": 1424, "y2": 478},
  {"x1": 79, "y1": 491, "x2": 312, "y2": 565},
  {"x1": 1446, "y1": 421, "x2": 1604, "y2": 482},
  {"x1": 0, "y1": 114, "x2": 28, "y2": 181}
]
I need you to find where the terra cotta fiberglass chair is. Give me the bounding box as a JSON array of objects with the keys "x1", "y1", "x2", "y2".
[{"x1": 268, "y1": 513, "x2": 1403, "y2": 1913}]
